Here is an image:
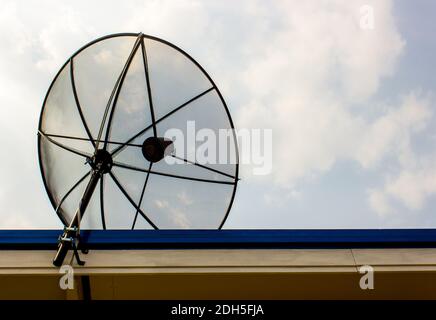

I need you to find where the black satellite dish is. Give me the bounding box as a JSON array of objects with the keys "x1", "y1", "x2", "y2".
[{"x1": 37, "y1": 33, "x2": 239, "y2": 266}]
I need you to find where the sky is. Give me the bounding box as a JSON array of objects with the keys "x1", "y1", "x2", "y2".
[{"x1": 0, "y1": 0, "x2": 436, "y2": 229}]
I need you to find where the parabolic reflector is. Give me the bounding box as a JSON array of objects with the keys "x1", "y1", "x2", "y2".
[{"x1": 38, "y1": 33, "x2": 239, "y2": 230}]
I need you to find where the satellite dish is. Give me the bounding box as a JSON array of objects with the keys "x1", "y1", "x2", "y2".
[{"x1": 37, "y1": 33, "x2": 239, "y2": 266}]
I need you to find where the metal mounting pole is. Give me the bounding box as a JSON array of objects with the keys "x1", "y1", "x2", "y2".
[{"x1": 53, "y1": 170, "x2": 102, "y2": 267}]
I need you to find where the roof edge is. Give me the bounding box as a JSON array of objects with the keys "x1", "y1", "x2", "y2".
[{"x1": 1, "y1": 229, "x2": 436, "y2": 250}]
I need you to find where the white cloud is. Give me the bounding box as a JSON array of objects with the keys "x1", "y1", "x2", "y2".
[
  {"x1": 368, "y1": 188, "x2": 392, "y2": 217},
  {"x1": 237, "y1": 0, "x2": 408, "y2": 188},
  {"x1": 177, "y1": 191, "x2": 193, "y2": 206},
  {"x1": 264, "y1": 187, "x2": 301, "y2": 207},
  {"x1": 354, "y1": 92, "x2": 432, "y2": 169},
  {"x1": 169, "y1": 208, "x2": 191, "y2": 229},
  {"x1": 154, "y1": 199, "x2": 169, "y2": 209},
  {"x1": 35, "y1": 6, "x2": 97, "y2": 72},
  {"x1": 369, "y1": 152, "x2": 436, "y2": 216},
  {"x1": 154, "y1": 199, "x2": 190, "y2": 228},
  {"x1": 387, "y1": 169, "x2": 436, "y2": 210}
]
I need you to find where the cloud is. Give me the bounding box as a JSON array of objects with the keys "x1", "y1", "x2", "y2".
[
  {"x1": 369, "y1": 152, "x2": 436, "y2": 216},
  {"x1": 365, "y1": 93, "x2": 436, "y2": 218},
  {"x1": 154, "y1": 199, "x2": 169, "y2": 209},
  {"x1": 368, "y1": 188, "x2": 392, "y2": 217},
  {"x1": 177, "y1": 191, "x2": 193, "y2": 206},
  {"x1": 35, "y1": 6, "x2": 97, "y2": 72},
  {"x1": 230, "y1": 1, "x2": 436, "y2": 217},
  {"x1": 153, "y1": 199, "x2": 190, "y2": 228},
  {"x1": 354, "y1": 92, "x2": 432, "y2": 169},
  {"x1": 236, "y1": 0, "x2": 409, "y2": 187},
  {"x1": 169, "y1": 208, "x2": 191, "y2": 229}
]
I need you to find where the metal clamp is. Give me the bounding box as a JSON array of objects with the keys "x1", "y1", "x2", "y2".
[{"x1": 56, "y1": 230, "x2": 86, "y2": 266}]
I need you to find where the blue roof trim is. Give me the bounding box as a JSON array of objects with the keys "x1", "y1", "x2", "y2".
[{"x1": 1, "y1": 229, "x2": 436, "y2": 249}]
